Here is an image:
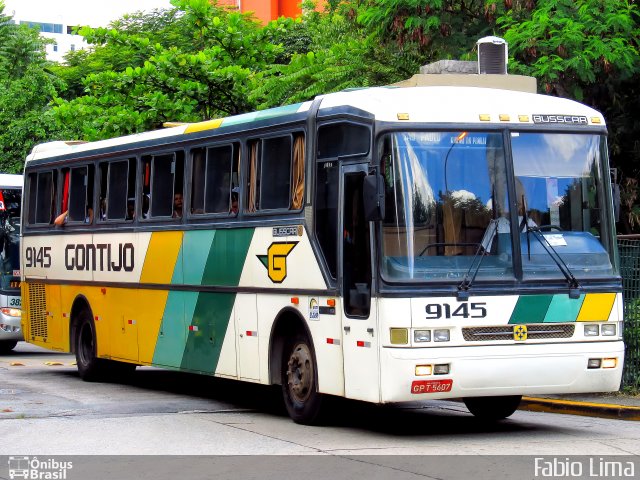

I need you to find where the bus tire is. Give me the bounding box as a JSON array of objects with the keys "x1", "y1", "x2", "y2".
[
  {"x1": 0, "y1": 340, "x2": 17, "y2": 354},
  {"x1": 75, "y1": 309, "x2": 106, "y2": 381},
  {"x1": 463, "y1": 395, "x2": 522, "y2": 420},
  {"x1": 281, "y1": 333, "x2": 323, "y2": 425}
]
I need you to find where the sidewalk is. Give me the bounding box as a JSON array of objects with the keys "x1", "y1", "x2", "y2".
[{"x1": 521, "y1": 392, "x2": 640, "y2": 421}]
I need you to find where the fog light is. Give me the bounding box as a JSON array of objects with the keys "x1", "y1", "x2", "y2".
[
  {"x1": 433, "y1": 329, "x2": 450, "y2": 342},
  {"x1": 0, "y1": 323, "x2": 11, "y2": 333},
  {"x1": 415, "y1": 364, "x2": 433, "y2": 376},
  {"x1": 587, "y1": 358, "x2": 601, "y2": 369},
  {"x1": 434, "y1": 364, "x2": 450, "y2": 375},
  {"x1": 414, "y1": 330, "x2": 431, "y2": 343},
  {"x1": 0, "y1": 307, "x2": 21, "y2": 317},
  {"x1": 584, "y1": 324, "x2": 599, "y2": 336},
  {"x1": 602, "y1": 358, "x2": 617, "y2": 369},
  {"x1": 390, "y1": 328, "x2": 408, "y2": 345},
  {"x1": 601, "y1": 324, "x2": 616, "y2": 336}
]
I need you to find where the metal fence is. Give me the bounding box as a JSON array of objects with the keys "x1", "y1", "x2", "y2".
[{"x1": 619, "y1": 237, "x2": 640, "y2": 389}]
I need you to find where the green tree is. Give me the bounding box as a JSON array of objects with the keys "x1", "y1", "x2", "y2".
[
  {"x1": 0, "y1": 3, "x2": 63, "y2": 172},
  {"x1": 254, "y1": 1, "x2": 421, "y2": 108},
  {"x1": 52, "y1": 0, "x2": 283, "y2": 140}
]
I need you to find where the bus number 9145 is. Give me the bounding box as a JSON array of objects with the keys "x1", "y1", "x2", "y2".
[
  {"x1": 425, "y1": 302, "x2": 487, "y2": 319},
  {"x1": 25, "y1": 246, "x2": 51, "y2": 268}
]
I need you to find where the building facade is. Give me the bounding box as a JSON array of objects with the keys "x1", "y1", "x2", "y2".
[{"x1": 218, "y1": 0, "x2": 325, "y2": 23}]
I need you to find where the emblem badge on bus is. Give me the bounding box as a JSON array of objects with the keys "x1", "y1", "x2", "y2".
[
  {"x1": 257, "y1": 242, "x2": 298, "y2": 283},
  {"x1": 514, "y1": 325, "x2": 528, "y2": 341}
]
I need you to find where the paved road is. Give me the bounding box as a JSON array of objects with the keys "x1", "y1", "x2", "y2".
[{"x1": 1, "y1": 343, "x2": 639, "y2": 459}]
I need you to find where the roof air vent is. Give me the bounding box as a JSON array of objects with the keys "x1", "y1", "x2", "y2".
[{"x1": 477, "y1": 36, "x2": 508, "y2": 74}]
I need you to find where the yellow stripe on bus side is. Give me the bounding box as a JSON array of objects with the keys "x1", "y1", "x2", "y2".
[
  {"x1": 576, "y1": 293, "x2": 616, "y2": 322},
  {"x1": 184, "y1": 118, "x2": 223, "y2": 134},
  {"x1": 140, "y1": 231, "x2": 184, "y2": 284}
]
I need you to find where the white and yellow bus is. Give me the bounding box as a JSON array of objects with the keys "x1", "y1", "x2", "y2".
[{"x1": 21, "y1": 83, "x2": 623, "y2": 423}]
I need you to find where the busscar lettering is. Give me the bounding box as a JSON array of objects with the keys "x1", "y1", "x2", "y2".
[
  {"x1": 532, "y1": 114, "x2": 588, "y2": 125},
  {"x1": 65, "y1": 243, "x2": 134, "y2": 272}
]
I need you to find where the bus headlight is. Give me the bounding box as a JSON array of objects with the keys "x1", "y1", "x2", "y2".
[
  {"x1": 0, "y1": 307, "x2": 21, "y2": 318},
  {"x1": 433, "y1": 329, "x2": 450, "y2": 342},
  {"x1": 584, "y1": 324, "x2": 599, "y2": 336},
  {"x1": 600, "y1": 324, "x2": 616, "y2": 336},
  {"x1": 414, "y1": 330, "x2": 431, "y2": 343}
]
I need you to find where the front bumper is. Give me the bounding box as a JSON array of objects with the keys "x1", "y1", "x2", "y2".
[
  {"x1": 0, "y1": 311, "x2": 23, "y2": 342},
  {"x1": 380, "y1": 341, "x2": 625, "y2": 403}
]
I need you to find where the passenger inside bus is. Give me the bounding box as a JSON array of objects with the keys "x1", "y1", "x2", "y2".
[
  {"x1": 481, "y1": 179, "x2": 537, "y2": 253},
  {"x1": 173, "y1": 192, "x2": 183, "y2": 218}
]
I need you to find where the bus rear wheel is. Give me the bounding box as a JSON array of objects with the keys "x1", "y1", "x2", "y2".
[
  {"x1": 0, "y1": 340, "x2": 17, "y2": 354},
  {"x1": 75, "y1": 310, "x2": 106, "y2": 381},
  {"x1": 282, "y1": 333, "x2": 323, "y2": 425},
  {"x1": 463, "y1": 395, "x2": 522, "y2": 420}
]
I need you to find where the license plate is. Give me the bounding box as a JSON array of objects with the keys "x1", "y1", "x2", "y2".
[{"x1": 411, "y1": 379, "x2": 453, "y2": 394}]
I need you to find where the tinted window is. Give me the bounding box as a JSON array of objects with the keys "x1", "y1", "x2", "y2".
[
  {"x1": 318, "y1": 123, "x2": 370, "y2": 159},
  {"x1": 260, "y1": 136, "x2": 291, "y2": 210}
]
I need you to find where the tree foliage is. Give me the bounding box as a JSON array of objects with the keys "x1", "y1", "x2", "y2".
[
  {"x1": 52, "y1": 0, "x2": 283, "y2": 140},
  {"x1": 0, "y1": 2, "x2": 63, "y2": 172}
]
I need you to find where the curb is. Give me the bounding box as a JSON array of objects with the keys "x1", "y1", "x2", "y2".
[{"x1": 520, "y1": 396, "x2": 640, "y2": 421}]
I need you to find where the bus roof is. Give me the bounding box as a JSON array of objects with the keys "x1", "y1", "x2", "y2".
[
  {"x1": 0, "y1": 173, "x2": 23, "y2": 189},
  {"x1": 26, "y1": 86, "x2": 605, "y2": 164}
]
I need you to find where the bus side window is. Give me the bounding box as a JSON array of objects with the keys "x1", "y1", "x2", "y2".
[
  {"x1": 27, "y1": 170, "x2": 56, "y2": 224},
  {"x1": 68, "y1": 165, "x2": 94, "y2": 224},
  {"x1": 259, "y1": 135, "x2": 292, "y2": 210},
  {"x1": 100, "y1": 159, "x2": 136, "y2": 221},
  {"x1": 142, "y1": 152, "x2": 184, "y2": 219}
]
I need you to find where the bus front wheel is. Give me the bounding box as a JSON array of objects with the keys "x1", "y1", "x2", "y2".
[
  {"x1": 463, "y1": 395, "x2": 522, "y2": 420},
  {"x1": 75, "y1": 310, "x2": 106, "y2": 381},
  {"x1": 281, "y1": 333, "x2": 323, "y2": 425}
]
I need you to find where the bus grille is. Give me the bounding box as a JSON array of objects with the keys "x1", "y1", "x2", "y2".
[
  {"x1": 462, "y1": 324, "x2": 575, "y2": 341},
  {"x1": 28, "y1": 283, "x2": 47, "y2": 339}
]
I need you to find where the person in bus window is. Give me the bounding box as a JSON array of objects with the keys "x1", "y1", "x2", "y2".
[
  {"x1": 481, "y1": 179, "x2": 536, "y2": 252},
  {"x1": 54, "y1": 207, "x2": 93, "y2": 226},
  {"x1": 173, "y1": 192, "x2": 183, "y2": 218}
]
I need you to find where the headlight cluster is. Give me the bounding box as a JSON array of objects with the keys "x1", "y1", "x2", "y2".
[
  {"x1": 389, "y1": 328, "x2": 451, "y2": 345},
  {"x1": 0, "y1": 307, "x2": 21, "y2": 317},
  {"x1": 584, "y1": 323, "x2": 617, "y2": 337}
]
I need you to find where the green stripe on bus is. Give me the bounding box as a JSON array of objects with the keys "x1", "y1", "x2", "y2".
[
  {"x1": 508, "y1": 295, "x2": 554, "y2": 324},
  {"x1": 181, "y1": 292, "x2": 236, "y2": 374},
  {"x1": 180, "y1": 228, "x2": 254, "y2": 373},
  {"x1": 543, "y1": 294, "x2": 585, "y2": 323},
  {"x1": 201, "y1": 228, "x2": 254, "y2": 286}
]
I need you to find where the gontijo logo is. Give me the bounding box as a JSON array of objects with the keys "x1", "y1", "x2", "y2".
[
  {"x1": 8, "y1": 456, "x2": 73, "y2": 479},
  {"x1": 257, "y1": 242, "x2": 298, "y2": 283}
]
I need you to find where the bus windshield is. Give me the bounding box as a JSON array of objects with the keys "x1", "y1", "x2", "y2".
[
  {"x1": 0, "y1": 188, "x2": 21, "y2": 292},
  {"x1": 380, "y1": 131, "x2": 615, "y2": 283}
]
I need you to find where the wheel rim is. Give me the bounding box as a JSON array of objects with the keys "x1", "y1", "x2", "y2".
[
  {"x1": 78, "y1": 322, "x2": 94, "y2": 365},
  {"x1": 286, "y1": 342, "x2": 314, "y2": 403}
]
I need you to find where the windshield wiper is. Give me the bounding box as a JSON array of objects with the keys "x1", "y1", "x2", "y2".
[
  {"x1": 525, "y1": 226, "x2": 582, "y2": 298},
  {"x1": 457, "y1": 221, "x2": 497, "y2": 300}
]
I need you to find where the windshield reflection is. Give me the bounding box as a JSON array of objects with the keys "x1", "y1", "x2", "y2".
[{"x1": 379, "y1": 131, "x2": 614, "y2": 283}]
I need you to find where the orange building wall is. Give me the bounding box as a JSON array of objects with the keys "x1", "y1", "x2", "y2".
[{"x1": 216, "y1": 0, "x2": 325, "y2": 24}]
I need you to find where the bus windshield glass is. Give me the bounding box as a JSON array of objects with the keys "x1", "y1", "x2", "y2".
[
  {"x1": 379, "y1": 131, "x2": 615, "y2": 283},
  {"x1": 511, "y1": 132, "x2": 614, "y2": 279},
  {"x1": 0, "y1": 189, "x2": 21, "y2": 292}
]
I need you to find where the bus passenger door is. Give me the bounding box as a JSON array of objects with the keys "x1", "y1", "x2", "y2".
[{"x1": 340, "y1": 166, "x2": 380, "y2": 402}]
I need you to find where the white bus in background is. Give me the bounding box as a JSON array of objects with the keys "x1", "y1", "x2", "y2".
[{"x1": 0, "y1": 174, "x2": 22, "y2": 353}]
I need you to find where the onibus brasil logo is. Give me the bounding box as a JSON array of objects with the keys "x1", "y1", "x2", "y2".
[
  {"x1": 257, "y1": 242, "x2": 298, "y2": 283},
  {"x1": 8, "y1": 456, "x2": 73, "y2": 479}
]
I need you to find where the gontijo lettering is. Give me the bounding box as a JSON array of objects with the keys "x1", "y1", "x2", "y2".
[{"x1": 65, "y1": 243, "x2": 134, "y2": 272}]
